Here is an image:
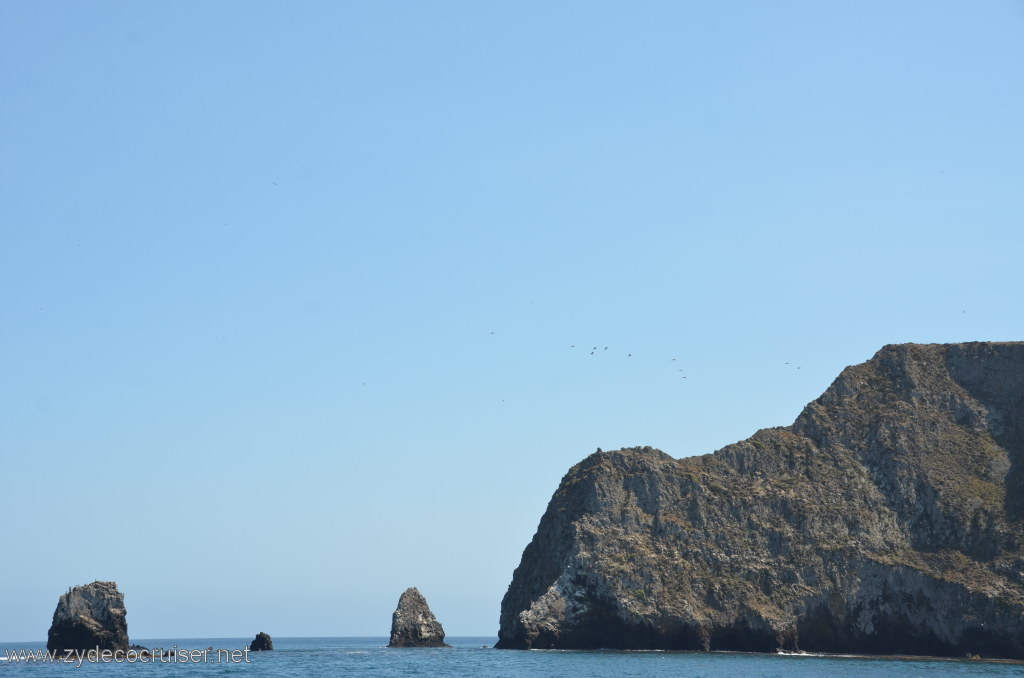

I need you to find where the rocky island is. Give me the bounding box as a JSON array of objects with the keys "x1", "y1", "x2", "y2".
[
  {"x1": 497, "y1": 342, "x2": 1024, "y2": 658},
  {"x1": 388, "y1": 587, "x2": 451, "y2": 648},
  {"x1": 249, "y1": 632, "x2": 273, "y2": 651},
  {"x1": 47, "y1": 581, "x2": 129, "y2": 654}
]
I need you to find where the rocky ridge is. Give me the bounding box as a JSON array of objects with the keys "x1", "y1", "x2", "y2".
[{"x1": 496, "y1": 342, "x2": 1024, "y2": 658}]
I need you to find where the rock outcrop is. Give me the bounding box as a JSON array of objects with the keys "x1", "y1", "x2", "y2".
[
  {"x1": 388, "y1": 587, "x2": 450, "y2": 647},
  {"x1": 497, "y1": 342, "x2": 1024, "y2": 658},
  {"x1": 249, "y1": 632, "x2": 273, "y2": 651},
  {"x1": 47, "y1": 581, "x2": 129, "y2": 653}
]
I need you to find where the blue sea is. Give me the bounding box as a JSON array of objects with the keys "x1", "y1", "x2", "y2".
[{"x1": 2, "y1": 637, "x2": 1023, "y2": 677}]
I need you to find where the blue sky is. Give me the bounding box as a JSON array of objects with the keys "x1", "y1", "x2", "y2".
[{"x1": 2, "y1": 1, "x2": 1023, "y2": 640}]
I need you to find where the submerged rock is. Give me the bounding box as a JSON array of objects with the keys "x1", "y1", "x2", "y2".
[
  {"x1": 388, "y1": 587, "x2": 450, "y2": 647},
  {"x1": 497, "y1": 342, "x2": 1024, "y2": 658},
  {"x1": 47, "y1": 581, "x2": 129, "y2": 653},
  {"x1": 249, "y1": 632, "x2": 273, "y2": 651}
]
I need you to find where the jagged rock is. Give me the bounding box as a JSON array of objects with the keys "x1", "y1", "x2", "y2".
[
  {"x1": 497, "y1": 342, "x2": 1024, "y2": 658},
  {"x1": 249, "y1": 632, "x2": 273, "y2": 651},
  {"x1": 388, "y1": 587, "x2": 450, "y2": 647},
  {"x1": 47, "y1": 581, "x2": 128, "y2": 653}
]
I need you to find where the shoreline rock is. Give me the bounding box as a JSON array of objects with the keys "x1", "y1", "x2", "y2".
[
  {"x1": 388, "y1": 587, "x2": 450, "y2": 648},
  {"x1": 496, "y1": 342, "x2": 1024, "y2": 659},
  {"x1": 47, "y1": 581, "x2": 129, "y2": 654}
]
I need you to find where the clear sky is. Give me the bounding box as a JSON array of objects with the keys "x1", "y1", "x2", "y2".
[{"x1": 2, "y1": 0, "x2": 1023, "y2": 641}]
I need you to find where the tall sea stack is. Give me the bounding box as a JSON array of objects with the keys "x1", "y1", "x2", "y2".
[
  {"x1": 388, "y1": 587, "x2": 450, "y2": 648},
  {"x1": 47, "y1": 581, "x2": 129, "y2": 654},
  {"x1": 497, "y1": 342, "x2": 1024, "y2": 658}
]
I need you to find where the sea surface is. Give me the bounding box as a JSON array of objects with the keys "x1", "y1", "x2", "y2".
[{"x1": 3, "y1": 637, "x2": 1023, "y2": 677}]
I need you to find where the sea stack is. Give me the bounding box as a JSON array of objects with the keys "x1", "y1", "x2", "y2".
[
  {"x1": 249, "y1": 632, "x2": 273, "y2": 651},
  {"x1": 47, "y1": 581, "x2": 129, "y2": 654},
  {"x1": 497, "y1": 342, "x2": 1024, "y2": 659},
  {"x1": 388, "y1": 587, "x2": 450, "y2": 647}
]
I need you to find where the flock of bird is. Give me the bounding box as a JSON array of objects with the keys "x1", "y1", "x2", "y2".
[
  {"x1": 559, "y1": 342, "x2": 802, "y2": 379},
  {"x1": 566, "y1": 344, "x2": 691, "y2": 378},
  {"x1": 359, "y1": 331, "x2": 802, "y2": 391}
]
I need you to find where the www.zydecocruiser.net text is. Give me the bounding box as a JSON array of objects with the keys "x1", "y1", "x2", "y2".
[{"x1": 3, "y1": 646, "x2": 252, "y2": 667}]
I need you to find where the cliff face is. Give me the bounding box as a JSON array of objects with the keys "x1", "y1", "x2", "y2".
[{"x1": 496, "y1": 342, "x2": 1024, "y2": 658}]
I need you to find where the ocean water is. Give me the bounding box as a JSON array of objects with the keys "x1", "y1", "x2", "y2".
[{"x1": 2, "y1": 637, "x2": 1022, "y2": 677}]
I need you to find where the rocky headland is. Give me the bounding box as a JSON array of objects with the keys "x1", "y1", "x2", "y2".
[
  {"x1": 47, "y1": 581, "x2": 129, "y2": 653},
  {"x1": 388, "y1": 587, "x2": 450, "y2": 648},
  {"x1": 497, "y1": 342, "x2": 1024, "y2": 658}
]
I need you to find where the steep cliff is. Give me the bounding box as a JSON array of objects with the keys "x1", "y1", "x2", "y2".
[{"x1": 497, "y1": 342, "x2": 1024, "y2": 658}]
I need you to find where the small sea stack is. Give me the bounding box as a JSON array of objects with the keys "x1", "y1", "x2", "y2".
[
  {"x1": 47, "y1": 581, "x2": 129, "y2": 654},
  {"x1": 249, "y1": 632, "x2": 273, "y2": 651},
  {"x1": 388, "y1": 587, "x2": 450, "y2": 648}
]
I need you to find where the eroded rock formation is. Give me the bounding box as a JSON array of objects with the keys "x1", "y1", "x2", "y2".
[
  {"x1": 47, "y1": 581, "x2": 129, "y2": 653},
  {"x1": 497, "y1": 342, "x2": 1024, "y2": 658},
  {"x1": 249, "y1": 632, "x2": 273, "y2": 651},
  {"x1": 388, "y1": 587, "x2": 450, "y2": 647}
]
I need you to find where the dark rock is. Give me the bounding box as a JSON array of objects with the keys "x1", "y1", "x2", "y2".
[
  {"x1": 388, "y1": 587, "x2": 450, "y2": 647},
  {"x1": 497, "y1": 342, "x2": 1024, "y2": 658},
  {"x1": 249, "y1": 632, "x2": 273, "y2": 651},
  {"x1": 47, "y1": 581, "x2": 128, "y2": 653}
]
